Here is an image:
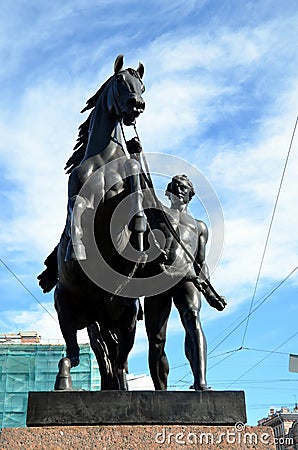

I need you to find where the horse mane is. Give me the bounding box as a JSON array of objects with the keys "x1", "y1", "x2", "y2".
[
  {"x1": 64, "y1": 75, "x2": 113, "y2": 174},
  {"x1": 64, "y1": 67, "x2": 143, "y2": 175}
]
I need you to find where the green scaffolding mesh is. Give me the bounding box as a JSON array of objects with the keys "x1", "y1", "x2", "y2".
[{"x1": 0, "y1": 343, "x2": 101, "y2": 428}]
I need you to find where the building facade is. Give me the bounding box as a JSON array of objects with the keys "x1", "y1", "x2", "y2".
[
  {"x1": 258, "y1": 407, "x2": 298, "y2": 450},
  {"x1": 0, "y1": 332, "x2": 100, "y2": 428}
]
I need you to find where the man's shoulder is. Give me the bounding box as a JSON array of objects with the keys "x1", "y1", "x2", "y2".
[
  {"x1": 195, "y1": 219, "x2": 208, "y2": 236},
  {"x1": 195, "y1": 218, "x2": 207, "y2": 228}
]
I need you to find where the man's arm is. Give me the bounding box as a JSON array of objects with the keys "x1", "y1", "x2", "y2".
[
  {"x1": 194, "y1": 220, "x2": 209, "y2": 280},
  {"x1": 193, "y1": 220, "x2": 226, "y2": 311}
]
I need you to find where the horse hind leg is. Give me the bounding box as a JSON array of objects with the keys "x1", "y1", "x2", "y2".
[
  {"x1": 114, "y1": 299, "x2": 138, "y2": 390},
  {"x1": 87, "y1": 323, "x2": 119, "y2": 390}
]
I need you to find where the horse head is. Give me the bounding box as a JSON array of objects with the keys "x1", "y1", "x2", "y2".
[
  {"x1": 107, "y1": 54, "x2": 145, "y2": 126},
  {"x1": 65, "y1": 55, "x2": 146, "y2": 174}
]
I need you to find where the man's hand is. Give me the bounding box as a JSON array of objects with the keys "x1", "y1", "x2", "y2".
[
  {"x1": 193, "y1": 278, "x2": 227, "y2": 311},
  {"x1": 205, "y1": 293, "x2": 227, "y2": 311},
  {"x1": 126, "y1": 137, "x2": 142, "y2": 154}
]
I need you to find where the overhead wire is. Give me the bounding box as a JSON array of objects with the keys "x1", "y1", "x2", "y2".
[
  {"x1": 241, "y1": 116, "x2": 298, "y2": 347},
  {"x1": 241, "y1": 347, "x2": 290, "y2": 356},
  {"x1": 225, "y1": 327, "x2": 298, "y2": 389},
  {"x1": 0, "y1": 257, "x2": 58, "y2": 324},
  {"x1": 208, "y1": 266, "x2": 297, "y2": 356},
  {"x1": 210, "y1": 378, "x2": 298, "y2": 384},
  {"x1": 208, "y1": 348, "x2": 240, "y2": 371},
  {"x1": 209, "y1": 347, "x2": 290, "y2": 359}
]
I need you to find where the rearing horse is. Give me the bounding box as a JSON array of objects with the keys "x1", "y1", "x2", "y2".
[
  {"x1": 39, "y1": 55, "x2": 147, "y2": 390},
  {"x1": 65, "y1": 54, "x2": 145, "y2": 262}
]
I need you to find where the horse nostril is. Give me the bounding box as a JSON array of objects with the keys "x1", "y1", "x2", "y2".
[
  {"x1": 140, "y1": 101, "x2": 145, "y2": 111},
  {"x1": 135, "y1": 101, "x2": 145, "y2": 114},
  {"x1": 127, "y1": 97, "x2": 137, "y2": 107}
]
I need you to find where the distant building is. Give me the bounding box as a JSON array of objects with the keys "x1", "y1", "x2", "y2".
[
  {"x1": 0, "y1": 331, "x2": 41, "y2": 344},
  {"x1": 0, "y1": 331, "x2": 100, "y2": 428},
  {"x1": 258, "y1": 407, "x2": 298, "y2": 450},
  {"x1": 286, "y1": 421, "x2": 298, "y2": 449}
]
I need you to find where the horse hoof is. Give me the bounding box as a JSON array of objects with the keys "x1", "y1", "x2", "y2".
[
  {"x1": 68, "y1": 356, "x2": 80, "y2": 367},
  {"x1": 54, "y1": 357, "x2": 73, "y2": 390},
  {"x1": 54, "y1": 376, "x2": 73, "y2": 391}
]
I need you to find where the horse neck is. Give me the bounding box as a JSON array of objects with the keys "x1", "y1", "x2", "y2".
[{"x1": 82, "y1": 91, "x2": 121, "y2": 161}]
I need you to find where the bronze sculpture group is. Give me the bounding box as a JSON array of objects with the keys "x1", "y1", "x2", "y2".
[{"x1": 38, "y1": 55, "x2": 226, "y2": 392}]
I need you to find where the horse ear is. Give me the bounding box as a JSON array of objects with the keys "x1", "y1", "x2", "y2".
[
  {"x1": 137, "y1": 62, "x2": 144, "y2": 79},
  {"x1": 114, "y1": 54, "x2": 124, "y2": 73}
]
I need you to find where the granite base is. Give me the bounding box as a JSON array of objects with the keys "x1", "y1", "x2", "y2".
[{"x1": 0, "y1": 425, "x2": 275, "y2": 449}]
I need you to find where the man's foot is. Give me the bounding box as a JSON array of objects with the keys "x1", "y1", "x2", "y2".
[
  {"x1": 65, "y1": 241, "x2": 87, "y2": 262},
  {"x1": 189, "y1": 383, "x2": 212, "y2": 391}
]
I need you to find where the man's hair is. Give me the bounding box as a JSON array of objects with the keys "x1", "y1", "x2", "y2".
[{"x1": 165, "y1": 174, "x2": 196, "y2": 201}]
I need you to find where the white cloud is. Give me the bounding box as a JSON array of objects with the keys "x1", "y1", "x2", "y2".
[
  {"x1": 207, "y1": 110, "x2": 298, "y2": 293},
  {"x1": 1, "y1": 303, "x2": 62, "y2": 342},
  {"x1": 0, "y1": 301, "x2": 91, "y2": 345},
  {"x1": 0, "y1": 78, "x2": 89, "y2": 259},
  {"x1": 144, "y1": 29, "x2": 268, "y2": 77},
  {"x1": 127, "y1": 373, "x2": 154, "y2": 390}
]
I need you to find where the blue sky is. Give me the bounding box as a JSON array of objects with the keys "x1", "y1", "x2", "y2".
[{"x1": 0, "y1": 0, "x2": 297, "y2": 425}]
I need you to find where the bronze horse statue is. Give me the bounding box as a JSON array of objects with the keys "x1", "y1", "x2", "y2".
[
  {"x1": 38, "y1": 55, "x2": 226, "y2": 391},
  {"x1": 38, "y1": 55, "x2": 148, "y2": 390}
]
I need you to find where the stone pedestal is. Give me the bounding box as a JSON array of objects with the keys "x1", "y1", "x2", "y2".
[
  {"x1": 0, "y1": 425, "x2": 275, "y2": 449},
  {"x1": 27, "y1": 390, "x2": 246, "y2": 426},
  {"x1": 1, "y1": 390, "x2": 275, "y2": 449}
]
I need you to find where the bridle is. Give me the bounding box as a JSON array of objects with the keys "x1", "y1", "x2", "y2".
[
  {"x1": 111, "y1": 75, "x2": 222, "y2": 303},
  {"x1": 119, "y1": 124, "x2": 223, "y2": 302}
]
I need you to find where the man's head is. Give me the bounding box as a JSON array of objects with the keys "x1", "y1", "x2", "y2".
[{"x1": 165, "y1": 174, "x2": 195, "y2": 205}]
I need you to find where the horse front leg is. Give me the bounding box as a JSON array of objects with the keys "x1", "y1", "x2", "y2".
[
  {"x1": 54, "y1": 322, "x2": 80, "y2": 390},
  {"x1": 65, "y1": 169, "x2": 105, "y2": 262},
  {"x1": 54, "y1": 293, "x2": 80, "y2": 390},
  {"x1": 124, "y1": 157, "x2": 147, "y2": 252},
  {"x1": 65, "y1": 194, "x2": 89, "y2": 261},
  {"x1": 54, "y1": 357, "x2": 73, "y2": 390}
]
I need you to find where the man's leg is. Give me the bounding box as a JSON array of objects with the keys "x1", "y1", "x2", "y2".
[
  {"x1": 173, "y1": 281, "x2": 208, "y2": 390},
  {"x1": 144, "y1": 293, "x2": 172, "y2": 390}
]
